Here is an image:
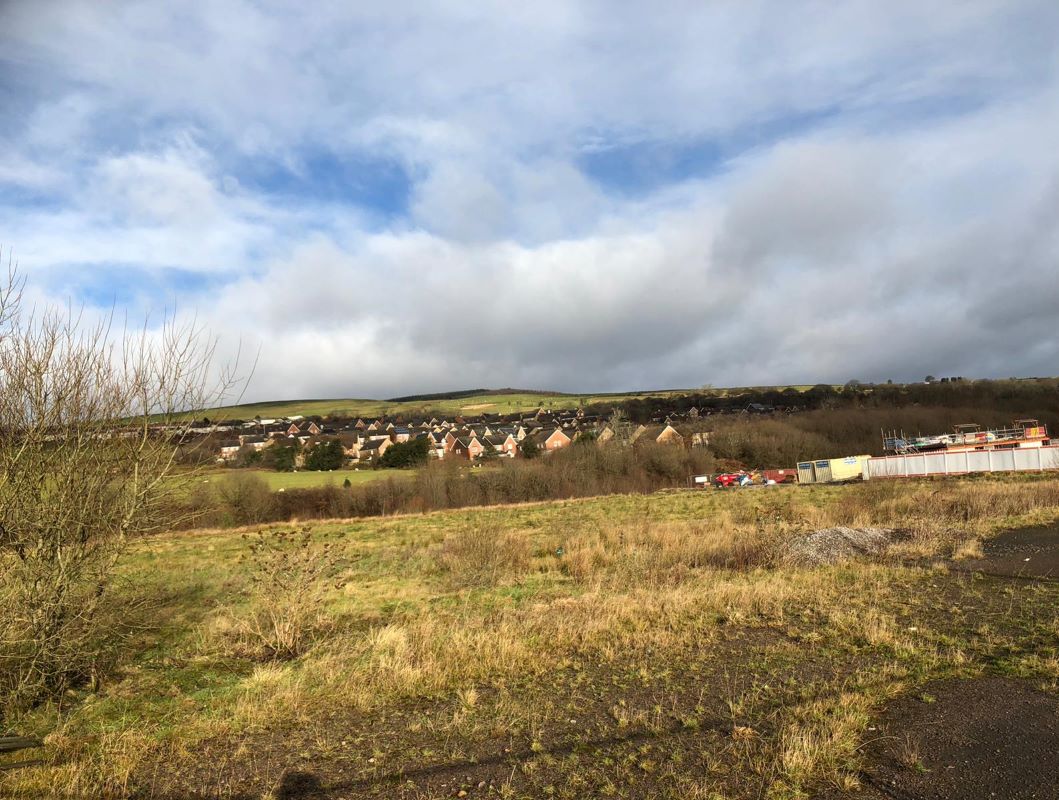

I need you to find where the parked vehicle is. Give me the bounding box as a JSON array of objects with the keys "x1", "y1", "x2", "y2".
[{"x1": 714, "y1": 472, "x2": 752, "y2": 488}]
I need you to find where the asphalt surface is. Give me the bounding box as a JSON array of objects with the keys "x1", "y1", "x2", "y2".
[
  {"x1": 854, "y1": 677, "x2": 1059, "y2": 800},
  {"x1": 954, "y1": 522, "x2": 1059, "y2": 580}
]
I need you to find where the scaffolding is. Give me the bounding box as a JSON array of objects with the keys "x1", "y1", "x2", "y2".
[{"x1": 881, "y1": 419, "x2": 1048, "y2": 455}]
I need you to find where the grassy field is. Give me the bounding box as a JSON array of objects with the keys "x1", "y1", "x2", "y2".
[
  {"x1": 196, "y1": 384, "x2": 833, "y2": 422},
  {"x1": 167, "y1": 467, "x2": 414, "y2": 499},
  {"x1": 5, "y1": 476, "x2": 1058, "y2": 798},
  {"x1": 200, "y1": 468, "x2": 416, "y2": 491},
  {"x1": 198, "y1": 390, "x2": 694, "y2": 421}
]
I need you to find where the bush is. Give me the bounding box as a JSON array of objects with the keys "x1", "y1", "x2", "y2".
[
  {"x1": 225, "y1": 527, "x2": 339, "y2": 659},
  {"x1": 265, "y1": 443, "x2": 299, "y2": 472},
  {"x1": 519, "y1": 439, "x2": 540, "y2": 459},
  {"x1": 171, "y1": 440, "x2": 716, "y2": 528},
  {"x1": 0, "y1": 271, "x2": 228, "y2": 718},
  {"x1": 438, "y1": 521, "x2": 531, "y2": 586},
  {"x1": 234, "y1": 446, "x2": 263, "y2": 468},
  {"x1": 305, "y1": 439, "x2": 345, "y2": 471},
  {"x1": 379, "y1": 437, "x2": 430, "y2": 469},
  {"x1": 215, "y1": 473, "x2": 275, "y2": 526}
]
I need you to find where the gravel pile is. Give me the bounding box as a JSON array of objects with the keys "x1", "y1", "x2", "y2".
[{"x1": 783, "y1": 526, "x2": 898, "y2": 567}]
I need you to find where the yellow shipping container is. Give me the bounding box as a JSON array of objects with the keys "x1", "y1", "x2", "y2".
[{"x1": 828, "y1": 455, "x2": 871, "y2": 481}]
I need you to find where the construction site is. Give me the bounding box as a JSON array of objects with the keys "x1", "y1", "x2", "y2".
[{"x1": 701, "y1": 419, "x2": 1058, "y2": 487}]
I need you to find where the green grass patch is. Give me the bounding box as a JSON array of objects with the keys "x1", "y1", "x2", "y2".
[{"x1": 6, "y1": 476, "x2": 1059, "y2": 798}]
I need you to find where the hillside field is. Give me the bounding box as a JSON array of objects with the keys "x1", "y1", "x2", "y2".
[
  {"x1": 198, "y1": 390, "x2": 686, "y2": 420},
  {"x1": 201, "y1": 468, "x2": 415, "y2": 491},
  {"x1": 5, "y1": 475, "x2": 1059, "y2": 798},
  {"x1": 197, "y1": 386, "x2": 820, "y2": 421}
]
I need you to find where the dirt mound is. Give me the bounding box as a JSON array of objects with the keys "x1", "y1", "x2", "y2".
[
  {"x1": 857, "y1": 677, "x2": 1059, "y2": 800},
  {"x1": 783, "y1": 527, "x2": 898, "y2": 567}
]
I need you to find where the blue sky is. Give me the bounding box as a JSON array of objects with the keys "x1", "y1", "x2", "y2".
[{"x1": 2, "y1": 1, "x2": 1058, "y2": 400}]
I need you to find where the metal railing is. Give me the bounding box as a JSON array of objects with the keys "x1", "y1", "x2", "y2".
[{"x1": 882, "y1": 422, "x2": 1048, "y2": 455}]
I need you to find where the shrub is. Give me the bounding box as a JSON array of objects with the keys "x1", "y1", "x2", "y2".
[
  {"x1": 216, "y1": 473, "x2": 275, "y2": 526},
  {"x1": 305, "y1": 439, "x2": 345, "y2": 471},
  {"x1": 171, "y1": 439, "x2": 718, "y2": 528},
  {"x1": 0, "y1": 269, "x2": 230, "y2": 718},
  {"x1": 226, "y1": 527, "x2": 339, "y2": 659},
  {"x1": 379, "y1": 437, "x2": 430, "y2": 469},
  {"x1": 265, "y1": 443, "x2": 299, "y2": 472},
  {"x1": 438, "y1": 521, "x2": 531, "y2": 586},
  {"x1": 519, "y1": 439, "x2": 540, "y2": 459}
]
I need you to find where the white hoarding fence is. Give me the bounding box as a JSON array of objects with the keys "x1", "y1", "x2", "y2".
[{"x1": 866, "y1": 445, "x2": 1059, "y2": 479}]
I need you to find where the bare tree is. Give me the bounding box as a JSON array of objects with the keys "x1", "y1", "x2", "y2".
[
  {"x1": 608, "y1": 408, "x2": 637, "y2": 446},
  {"x1": 0, "y1": 258, "x2": 238, "y2": 717}
]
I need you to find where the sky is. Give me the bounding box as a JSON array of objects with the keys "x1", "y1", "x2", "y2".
[{"x1": 2, "y1": 1, "x2": 1058, "y2": 402}]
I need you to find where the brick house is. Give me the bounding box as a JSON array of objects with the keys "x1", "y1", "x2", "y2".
[
  {"x1": 450, "y1": 435, "x2": 485, "y2": 460},
  {"x1": 483, "y1": 433, "x2": 518, "y2": 457}
]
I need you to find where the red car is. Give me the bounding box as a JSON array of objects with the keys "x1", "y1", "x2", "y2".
[{"x1": 713, "y1": 472, "x2": 751, "y2": 488}]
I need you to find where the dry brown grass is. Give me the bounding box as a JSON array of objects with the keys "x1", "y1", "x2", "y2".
[
  {"x1": 437, "y1": 520, "x2": 533, "y2": 586},
  {"x1": 561, "y1": 518, "x2": 776, "y2": 586},
  {"x1": 775, "y1": 691, "x2": 873, "y2": 793},
  {"x1": 5, "y1": 476, "x2": 1059, "y2": 798}
]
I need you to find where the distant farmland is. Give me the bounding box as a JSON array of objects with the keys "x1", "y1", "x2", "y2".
[
  {"x1": 193, "y1": 386, "x2": 819, "y2": 421},
  {"x1": 197, "y1": 389, "x2": 682, "y2": 420}
]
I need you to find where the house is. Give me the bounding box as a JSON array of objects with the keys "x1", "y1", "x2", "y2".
[
  {"x1": 450, "y1": 435, "x2": 485, "y2": 460},
  {"x1": 217, "y1": 440, "x2": 242, "y2": 461},
  {"x1": 284, "y1": 420, "x2": 320, "y2": 436},
  {"x1": 335, "y1": 432, "x2": 363, "y2": 458},
  {"x1": 632, "y1": 424, "x2": 685, "y2": 447},
  {"x1": 427, "y1": 431, "x2": 447, "y2": 458},
  {"x1": 443, "y1": 428, "x2": 477, "y2": 454},
  {"x1": 625, "y1": 424, "x2": 649, "y2": 443},
  {"x1": 358, "y1": 438, "x2": 391, "y2": 461},
  {"x1": 529, "y1": 427, "x2": 573, "y2": 453},
  {"x1": 483, "y1": 433, "x2": 518, "y2": 458},
  {"x1": 743, "y1": 403, "x2": 774, "y2": 414},
  {"x1": 495, "y1": 426, "x2": 520, "y2": 442},
  {"x1": 238, "y1": 434, "x2": 270, "y2": 451}
]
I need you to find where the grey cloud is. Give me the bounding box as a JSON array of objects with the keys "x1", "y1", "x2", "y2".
[{"x1": 4, "y1": 2, "x2": 1059, "y2": 399}]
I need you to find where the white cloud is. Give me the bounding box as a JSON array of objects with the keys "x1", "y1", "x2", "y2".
[{"x1": 2, "y1": 1, "x2": 1058, "y2": 398}]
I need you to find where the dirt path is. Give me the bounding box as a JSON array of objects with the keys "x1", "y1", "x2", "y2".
[
  {"x1": 955, "y1": 522, "x2": 1059, "y2": 579},
  {"x1": 854, "y1": 677, "x2": 1059, "y2": 800}
]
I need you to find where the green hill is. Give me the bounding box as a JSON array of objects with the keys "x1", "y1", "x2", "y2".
[{"x1": 198, "y1": 388, "x2": 696, "y2": 421}]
